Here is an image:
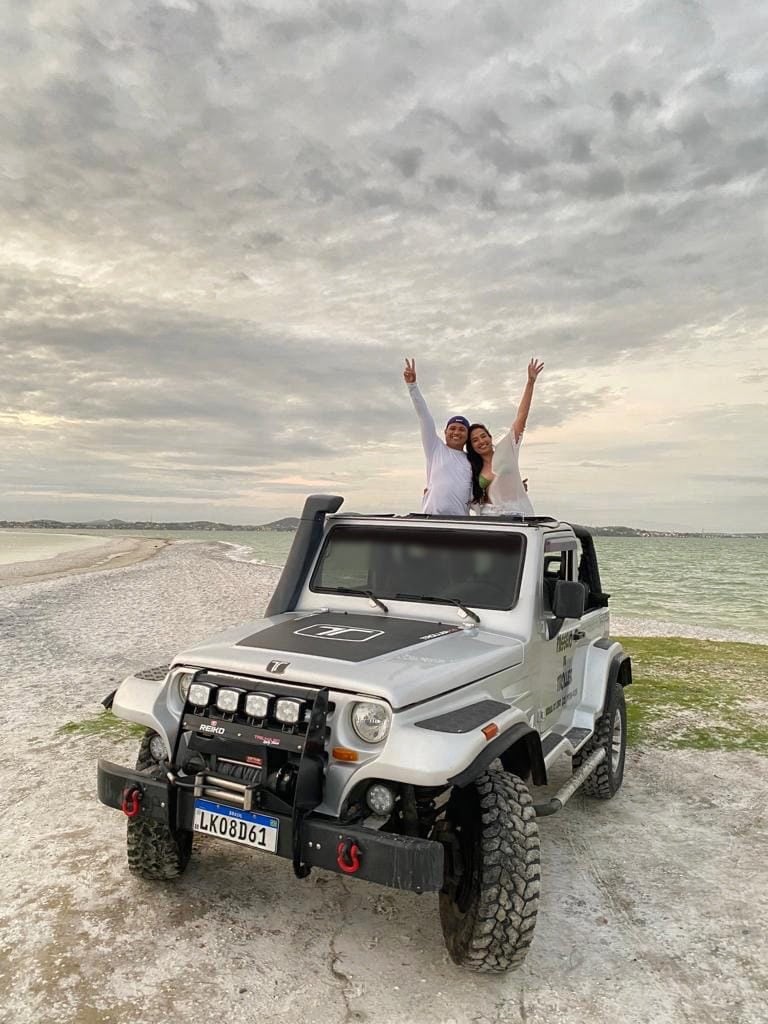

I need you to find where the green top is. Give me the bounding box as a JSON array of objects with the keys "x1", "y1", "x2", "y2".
[{"x1": 479, "y1": 473, "x2": 493, "y2": 490}]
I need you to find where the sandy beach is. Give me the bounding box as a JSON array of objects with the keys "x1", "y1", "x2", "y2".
[
  {"x1": 0, "y1": 534, "x2": 168, "y2": 587},
  {"x1": 1, "y1": 541, "x2": 765, "y2": 1024}
]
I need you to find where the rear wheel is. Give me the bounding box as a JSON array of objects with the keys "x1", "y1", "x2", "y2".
[
  {"x1": 439, "y1": 767, "x2": 540, "y2": 973},
  {"x1": 572, "y1": 679, "x2": 627, "y2": 798},
  {"x1": 127, "y1": 731, "x2": 192, "y2": 880}
]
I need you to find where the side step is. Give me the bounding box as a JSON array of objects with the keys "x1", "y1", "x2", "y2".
[{"x1": 533, "y1": 747, "x2": 606, "y2": 817}]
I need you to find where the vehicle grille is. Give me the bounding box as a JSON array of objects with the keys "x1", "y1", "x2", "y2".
[{"x1": 135, "y1": 665, "x2": 170, "y2": 681}]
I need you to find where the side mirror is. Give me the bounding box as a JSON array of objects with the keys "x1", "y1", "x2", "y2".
[{"x1": 552, "y1": 580, "x2": 586, "y2": 620}]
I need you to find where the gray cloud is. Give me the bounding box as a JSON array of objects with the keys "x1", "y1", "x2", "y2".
[
  {"x1": 694, "y1": 474, "x2": 768, "y2": 486},
  {"x1": 610, "y1": 89, "x2": 661, "y2": 121},
  {"x1": 1, "y1": 0, "x2": 767, "y2": 526}
]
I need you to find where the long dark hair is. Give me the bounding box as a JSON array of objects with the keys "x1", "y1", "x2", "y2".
[{"x1": 467, "y1": 423, "x2": 491, "y2": 504}]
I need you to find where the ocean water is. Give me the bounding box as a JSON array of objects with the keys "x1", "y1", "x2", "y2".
[
  {"x1": 142, "y1": 531, "x2": 768, "y2": 641},
  {"x1": 592, "y1": 536, "x2": 768, "y2": 640},
  {"x1": 0, "y1": 529, "x2": 106, "y2": 566},
  {"x1": 3, "y1": 528, "x2": 766, "y2": 642}
]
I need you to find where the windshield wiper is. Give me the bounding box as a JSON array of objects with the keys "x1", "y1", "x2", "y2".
[
  {"x1": 394, "y1": 592, "x2": 480, "y2": 625},
  {"x1": 335, "y1": 587, "x2": 389, "y2": 614}
]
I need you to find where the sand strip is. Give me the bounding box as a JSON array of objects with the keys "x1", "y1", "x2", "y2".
[
  {"x1": 0, "y1": 534, "x2": 168, "y2": 587},
  {"x1": 0, "y1": 540, "x2": 765, "y2": 1024}
]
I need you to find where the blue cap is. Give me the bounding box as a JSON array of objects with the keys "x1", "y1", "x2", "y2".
[{"x1": 446, "y1": 415, "x2": 470, "y2": 430}]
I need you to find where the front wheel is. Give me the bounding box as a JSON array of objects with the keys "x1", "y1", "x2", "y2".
[
  {"x1": 438, "y1": 767, "x2": 540, "y2": 973},
  {"x1": 126, "y1": 731, "x2": 192, "y2": 880},
  {"x1": 572, "y1": 679, "x2": 627, "y2": 799}
]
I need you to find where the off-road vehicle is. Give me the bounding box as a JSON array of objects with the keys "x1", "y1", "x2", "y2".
[{"x1": 98, "y1": 495, "x2": 631, "y2": 972}]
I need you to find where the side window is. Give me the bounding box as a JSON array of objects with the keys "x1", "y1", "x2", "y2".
[
  {"x1": 543, "y1": 553, "x2": 564, "y2": 581},
  {"x1": 542, "y1": 545, "x2": 576, "y2": 612}
]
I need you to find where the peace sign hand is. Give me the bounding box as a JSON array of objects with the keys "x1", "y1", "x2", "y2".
[
  {"x1": 527, "y1": 358, "x2": 544, "y2": 383},
  {"x1": 403, "y1": 357, "x2": 417, "y2": 384}
]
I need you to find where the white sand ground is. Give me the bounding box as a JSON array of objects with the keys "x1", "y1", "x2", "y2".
[{"x1": 0, "y1": 542, "x2": 766, "y2": 1024}]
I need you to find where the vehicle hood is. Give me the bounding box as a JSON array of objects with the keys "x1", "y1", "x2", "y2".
[{"x1": 173, "y1": 610, "x2": 524, "y2": 709}]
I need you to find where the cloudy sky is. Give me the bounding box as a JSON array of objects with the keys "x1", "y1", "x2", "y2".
[{"x1": 2, "y1": 0, "x2": 766, "y2": 531}]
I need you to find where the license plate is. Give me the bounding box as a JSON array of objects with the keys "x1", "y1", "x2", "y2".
[{"x1": 193, "y1": 799, "x2": 279, "y2": 852}]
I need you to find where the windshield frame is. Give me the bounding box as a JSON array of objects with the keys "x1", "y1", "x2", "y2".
[{"x1": 309, "y1": 523, "x2": 527, "y2": 611}]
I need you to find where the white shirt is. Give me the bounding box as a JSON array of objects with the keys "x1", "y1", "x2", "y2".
[
  {"x1": 408, "y1": 383, "x2": 472, "y2": 515},
  {"x1": 474, "y1": 428, "x2": 534, "y2": 516}
]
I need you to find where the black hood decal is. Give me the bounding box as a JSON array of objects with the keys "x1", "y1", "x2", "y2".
[{"x1": 237, "y1": 612, "x2": 461, "y2": 663}]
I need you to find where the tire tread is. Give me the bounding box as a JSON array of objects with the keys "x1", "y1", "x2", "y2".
[
  {"x1": 440, "y1": 768, "x2": 540, "y2": 973},
  {"x1": 572, "y1": 679, "x2": 626, "y2": 799},
  {"x1": 126, "y1": 731, "x2": 192, "y2": 881}
]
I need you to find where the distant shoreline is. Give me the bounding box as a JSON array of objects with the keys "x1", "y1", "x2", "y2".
[
  {"x1": 1, "y1": 536, "x2": 764, "y2": 644},
  {"x1": 1, "y1": 519, "x2": 765, "y2": 540},
  {"x1": 0, "y1": 534, "x2": 168, "y2": 587}
]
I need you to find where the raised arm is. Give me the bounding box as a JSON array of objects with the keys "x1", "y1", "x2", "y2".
[
  {"x1": 404, "y1": 357, "x2": 440, "y2": 457},
  {"x1": 512, "y1": 358, "x2": 544, "y2": 442}
]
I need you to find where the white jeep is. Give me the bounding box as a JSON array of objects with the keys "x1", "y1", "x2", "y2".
[{"x1": 98, "y1": 495, "x2": 631, "y2": 973}]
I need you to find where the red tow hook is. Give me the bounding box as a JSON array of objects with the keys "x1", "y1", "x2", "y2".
[
  {"x1": 336, "y1": 839, "x2": 362, "y2": 875},
  {"x1": 121, "y1": 786, "x2": 143, "y2": 819}
]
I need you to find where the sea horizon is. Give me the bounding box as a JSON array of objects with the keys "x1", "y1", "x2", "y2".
[{"x1": 2, "y1": 527, "x2": 766, "y2": 645}]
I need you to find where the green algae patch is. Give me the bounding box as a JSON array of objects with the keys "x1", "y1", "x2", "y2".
[
  {"x1": 58, "y1": 709, "x2": 145, "y2": 741},
  {"x1": 617, "y1": 636, "x2": 768, "y2": 754}
]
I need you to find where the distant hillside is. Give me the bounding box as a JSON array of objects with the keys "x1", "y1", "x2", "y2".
[
  {"x1": 0, "y1": 517, "x2": 300, "y2": 532},
  {"x1": 257, "y1": 518, "x2": 300, "y2": 531},
  {"x1": 0, "y1": 517, "x2": 765, "y2": 538}
]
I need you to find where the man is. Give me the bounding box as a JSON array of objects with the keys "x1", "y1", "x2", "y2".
[{"x1": 403, "y1": 357, "x2": 472, "y2": 515}]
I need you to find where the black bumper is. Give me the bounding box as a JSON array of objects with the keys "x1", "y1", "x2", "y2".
[{"x1": 98, "y1": 758, "x2": 444, "y2": 894}]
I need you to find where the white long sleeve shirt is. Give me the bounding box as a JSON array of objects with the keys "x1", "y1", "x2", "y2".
[
  {"x1": 408, "y1": 383, "x2": 472, "y2": 515},
  {"x1": 473, "y1": 427, "x2": 535, "y2": 516}
]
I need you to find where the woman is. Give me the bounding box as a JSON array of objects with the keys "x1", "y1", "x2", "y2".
[{"x1": 467, "y1": 358, "x2": 544, "y2": 516}]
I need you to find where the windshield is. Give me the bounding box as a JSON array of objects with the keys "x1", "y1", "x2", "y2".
[{"x1": 310, "y1": 525, "x2": 526, "y2": 610}]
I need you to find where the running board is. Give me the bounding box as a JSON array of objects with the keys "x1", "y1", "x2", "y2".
[{"x1": 532, "y1": 747, "x2": 606, "y2": 817}]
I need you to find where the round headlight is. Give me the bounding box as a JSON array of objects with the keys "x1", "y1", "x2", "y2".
[
  {"x1": 351, "y1": 701, "x2": 391, "y2": 744},
  {"x1": 176, "y1": 671, "x2": 195, "y2": 701}
]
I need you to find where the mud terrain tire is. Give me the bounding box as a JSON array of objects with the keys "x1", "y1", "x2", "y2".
[
  {"x1": 439, "y1": 767, "x2": 540, "y2": 973},
  {"x1": 126, "y1": 731, "x2": 192, "y2": 880},
  {"x1": 572, "y1": 678, "x2": 627, "y2": 798}
]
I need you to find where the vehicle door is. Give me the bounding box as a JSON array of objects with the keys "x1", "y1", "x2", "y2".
[{"x1": 537, "y1": 538, "x2": 583, "y2": 735}]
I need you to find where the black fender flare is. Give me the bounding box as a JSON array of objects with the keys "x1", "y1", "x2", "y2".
[
  {"x1": 610, "y1": 651, "x2": 632, "y2": 689},
  {"x1": 447, "y1": 723, "x2": 547, "y2": 789},
  {"x1": 593, "y1": 639, "x2": 632, "y2": 693}
]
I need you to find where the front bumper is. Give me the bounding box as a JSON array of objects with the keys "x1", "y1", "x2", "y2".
[{"x1": 97, "y1": 758, "x2": 444, "y2": 894}]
